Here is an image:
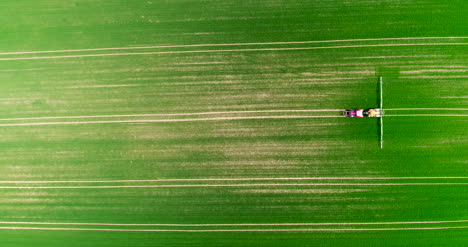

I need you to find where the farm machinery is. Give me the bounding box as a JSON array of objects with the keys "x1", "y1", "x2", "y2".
[
  {"x1": 343, "y1": 108, "x2": 383, "y2": 118},
  {"x1": 343, "y1": 77, "x2": 384, "y2": 148}
]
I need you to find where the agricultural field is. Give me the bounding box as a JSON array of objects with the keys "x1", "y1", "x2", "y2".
[{"x1": 0, "y1": 0, "x2": 467, "y2": 246}]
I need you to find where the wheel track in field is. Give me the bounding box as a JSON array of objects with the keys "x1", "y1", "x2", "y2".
[
  {"x1": 3, "y1": 177, "x2": 468, "y2": 190},
  {"x1": 0, "y1": 109, "x2": 343, "y2": 121},
  {"x1": 0, "y1": 37, "x2": 466, "y2": 61},
  {"x1": 2, "y1": 177, "x2": 468, "y2": 189},
  {"x1": 2, "y1": 226, "x2": 468, "y2": 232},
  {"x1": 0, "y1": 43, "x2": 467, "y2": 61},
  {"x1": 3, "y1": 176, "x2": 468, "y2": 183},
  {"x1": 3, "y1": 219, "x2": 468, "y2": 226},
  {"x1": 2, "y1": 220, "x2": 468, "y2": 232},
  {"x1": 0, "y1": 108, "x2": 464, "y2": 121},
  {"x1": 0, "y1": 177, "x2": 468, "y2": 190},
  {"x1": 0, "y1": 116, "x2": 342, "y2": 127},
  {"x1": 0, "y1": 108, "x2": 465, "y2": 127},
  {"x1": 0, "y1": 37, "x2": 467, "y2": 56},
  {"x1": 2, "y1": 183, "x2": 468, "y2": 189}
]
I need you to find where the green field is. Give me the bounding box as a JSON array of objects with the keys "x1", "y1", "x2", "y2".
[{"x1": 0, "y1": 1, "x2": 467, "y2": 246}]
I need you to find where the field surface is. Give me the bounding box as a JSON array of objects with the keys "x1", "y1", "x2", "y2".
[{"x1": 0, "y1": 1, "x2": 467, "y2": 246}]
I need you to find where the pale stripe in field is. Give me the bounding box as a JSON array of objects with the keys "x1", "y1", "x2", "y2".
[
  {"x1": 0, "y1": 109, "x2": 342, "y2": 121},
  {"x1": 0, "y1": 110, "x2": 463, "y2": 127},
  {"x1": 0, "y1": 36, "x2": 466, "y2": 55},
  {"x1": 1, "y1": 226, "x2": 468, "y2": 232},
  {"x1": 2, "y1": 176, "x2": 468, "y2": 184},
  {"x1": 0, "y1": 68, "x2": 44, "y2": 72},
  {"x1": 342, "y1": 55, "x2": 450, "y2": 59},
  {"x1": 0, "y1": 116, "x2": 342, "y2": 127},
  {"x1": 0, "y1": 114, "x2": 463, "y2": 127},
  {"x1": 66, "y1": 84, "x2": 142, "y2": 88},
  {"x1": 436, "y1": 96, "x2": 468, "y2": 99},
  {"x1": 0, "y1": 43, "x2": 467, "y2": 61},
  {"x1": 0, "y1": 108, "x2": 464, "y2": 122},
  {"x1": 400, "y1": 69, "x2": 468, "y2": 74},
  {"x1": 2, "y1": 219, "x2": 468, "y2": 226},
  {"x1": 401, "y1": 75, "x2": 468, "y2": 79},
  {"x1": 2, "y1": 183, "x2": 468, "y2": 189}
]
